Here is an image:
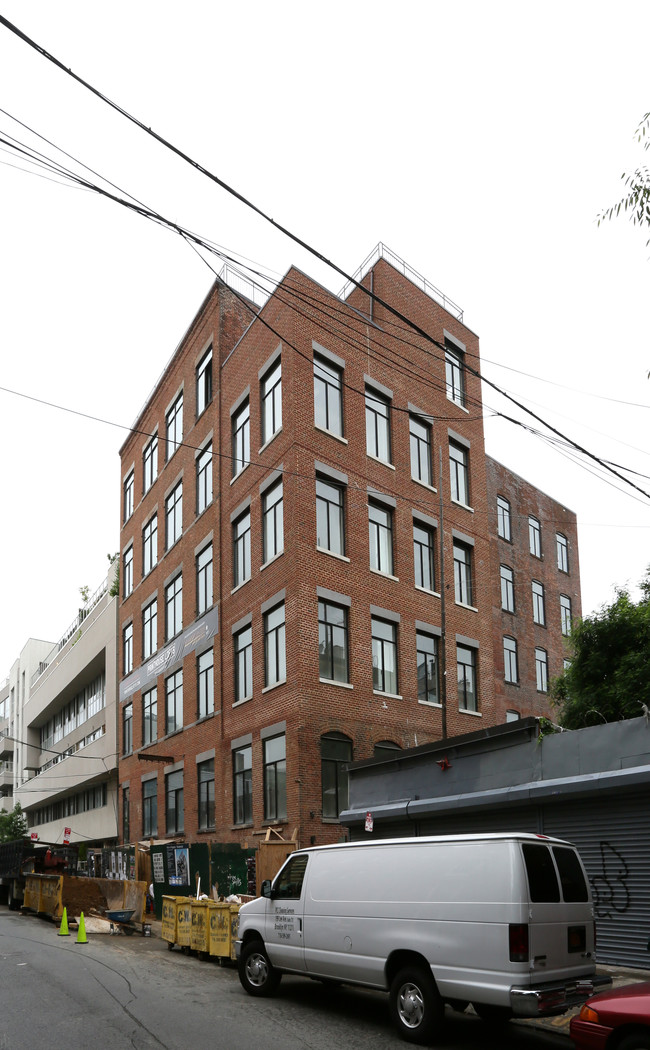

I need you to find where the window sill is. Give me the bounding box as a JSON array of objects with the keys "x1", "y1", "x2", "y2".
[
  {"x1": 412, "y1": 477, "x2": 437, "y2": 494},
  {"x1": 231, "y1": 823, "x2": 254, "y2": 831},
  {"x1": 446, "y1": 394, "x2": 469, "y2": 413},
  {"x1": 314, "y1": 423, "x2": 347, "y2": 445},
  {"x1": 258, "y1": 428, "x2": 282, "y2": 455},
  {"x1": 459, "y1": 707, "x2": 482, "y2": 717},
  {"x1": 261, "y1": 550, "x2": 284, "y2": 571},
  {"x1": 367, "y1": 453, "x2": 395, "y2": 470},
  {"x1": 418, "y1": 699, "x2": 442, "y2": 708},
  {"x1": 373, "y1": 690, "x2": 403, "y2": 700},
  {"x1": 455, "y1": 601, "x2": 478, "y2": 612},
  {"x1": 316, "y1": 546, "x2": 350, "y2": 563},
  {"x1": 230, "y1": 463, "x2": 250, "y2": 486},
  {"x1": 232, "y1": 695, "x2": 253, "y2": 708},
  {"x1": 196, "y1": 826, "x2": 216, "y2": 835},
  {"x1": 319, "y1": 678, "x2": 353, "y2": 690},
  {"x1": 450, "y1": 498, "x2": 474, "y2": 513},
  {"x1": 415, "y1": 585, "x2": 440, "y2": 599},
  {"x1": 262, "y1": 679, "x2": 287, "y2": 695},
  {"x1": 505, "y1": 681, "x2": 520, "y2": 688},
  {"x1": 370, "y1": 567, "x2": 399, "y2": 582},
  {"x1": 231, "y1": 578, "x2": 251, "y2": 595}
]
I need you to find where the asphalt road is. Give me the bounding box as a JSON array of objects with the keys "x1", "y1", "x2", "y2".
[{"x1": 0, "y1": 908, "x2": 572, "y2": 1050}]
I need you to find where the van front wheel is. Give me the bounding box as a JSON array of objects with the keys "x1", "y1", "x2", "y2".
[
  {"x1": 238, "y1": 940, "x2": 281, "y2": 997},
  {"x1": 389, "y1": 966, "x2": 443, "y2": 1044}
]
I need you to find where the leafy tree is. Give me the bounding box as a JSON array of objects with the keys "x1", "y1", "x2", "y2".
[
  {"x1": 597, "y1": 112, "x2": 650, "y2": 245},
  {"x1": 0, "y1": 803, "x2": 28, "y2": 843},
  {"x1": 551, "y1": 569, "x2": 650, "y2": 729}
]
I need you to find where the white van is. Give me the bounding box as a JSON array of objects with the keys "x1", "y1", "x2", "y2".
[{"x1": 236, "y1": 833, "x2": 603, "y2": 1044}]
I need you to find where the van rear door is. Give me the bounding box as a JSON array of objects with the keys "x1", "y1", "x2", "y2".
[{"x1": 522, "y1": 842, "x2": 594, "y2": 979}]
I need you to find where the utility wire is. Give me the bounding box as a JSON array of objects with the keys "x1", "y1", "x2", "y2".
[{"x1": 2, "y1": 13, "x2": 649, "y2": 504}]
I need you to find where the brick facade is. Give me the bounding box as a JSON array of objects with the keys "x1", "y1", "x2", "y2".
[{"x1": 117, "y1": 250, "x2": 581, "y2": 850}]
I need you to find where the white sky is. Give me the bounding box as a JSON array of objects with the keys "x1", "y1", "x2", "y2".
[{"x1": 1, "y1": 1, "x2": 648, "y2": 679}]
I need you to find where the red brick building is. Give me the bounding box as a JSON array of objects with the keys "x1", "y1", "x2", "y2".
[
  {"x1": 117, "y1": 246, "x2": 579, "y2": 849},
  {"x1": 486, "y1": 456, "x2": 580, "y2": 722}
]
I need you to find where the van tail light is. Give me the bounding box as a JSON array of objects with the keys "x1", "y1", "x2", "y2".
[
  {"x1": 568, "y1": 925, "x2": 586, "y2": 953},
  {"x1": 509, "y1": 923, "x2": 529, "y2": 962}
]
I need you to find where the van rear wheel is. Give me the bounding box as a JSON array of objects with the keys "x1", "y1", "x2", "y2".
[
  {"x1": 238, "y1": 940, "x2": 281, "y2": 997},
  {"x1": 389, "y1": 966, "x2": 443, "y2": 1044}
]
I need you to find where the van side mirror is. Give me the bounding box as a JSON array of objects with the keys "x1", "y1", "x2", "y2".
[{"x1": 261, "y1": 880, "x2": 274, "y2": 899}]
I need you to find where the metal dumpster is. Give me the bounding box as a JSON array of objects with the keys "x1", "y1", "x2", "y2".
[
  {"x1": 209, "y1": 902, "x2": 240, "y2": 960},
  {"x1": 190, "y1": 899, "x2": 210, "y2": 955},
  {"x1": 162, "y1": 895, "x2": 192, "y2": 950}
]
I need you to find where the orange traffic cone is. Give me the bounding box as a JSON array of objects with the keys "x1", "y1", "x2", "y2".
[
  {"x1": 58, "y1": 907, "x2": 70, "y2": 936},
  {"x1": 76, "y1": 911, "x2": 88, "y2": 944}
]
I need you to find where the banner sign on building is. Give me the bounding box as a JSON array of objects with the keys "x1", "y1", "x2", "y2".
[{"x1": 119, "y1": 605, "x2": 219, "y2": 702}]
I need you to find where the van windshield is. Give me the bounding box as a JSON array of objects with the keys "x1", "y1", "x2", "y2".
[{"x1": 522, "y1": 843, "x2": 560, "y2": 902}]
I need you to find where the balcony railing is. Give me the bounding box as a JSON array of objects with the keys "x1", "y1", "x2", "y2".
[{"x1": 30, "y1": 576, "x2": 108, "y2": 689}]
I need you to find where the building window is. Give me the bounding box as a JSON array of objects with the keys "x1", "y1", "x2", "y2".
[
  {"x1": 123, "y1": 546, "x2": 133, "y2": 599},
  {"x1": 318, "y1": 600, "x2": 349, "y2": 683},
  {"x1": 166, "y1": 769, "x2": 184, "y2": 835},
  {"x1": 410, "y1": 415, "x2": 432, "y2": 486},
  {"x1": 529, "y1": 516, "x2": 542, "y2": 557},
  {"x1": 143, "y1": 686, "x2": 157, "y2": 747},
  {"x1": 365, "y1": 386, "x2": 391, "y2": 462},
  {"x1": 536, "y1": 647, "x2": 548, "y2": 693},
  {"x1": 449, "y1": 441, "x2": 470, "y2": 506},
  {"x1": 374, "y1": 740, "x2": 402, "y2": 758},
  {"x1": 233, "y1": 510, "x2": 251, "y2": 588},
  {"x1": 264, "y1": 735, "x2": 287, "y2": 822},
  {"x1": 143, "y1": 514, "x2": 157, "y2": 577},
  {"x1": 532, "y1": 580, "x2": 546, "y2": 626},
  {"x1": 123, "y1": 622, "x2": 133, "y2": 676},
  {"x1": 506, "y1": 710, "x2": 520, "y2": 722},
  {"x1": 143, "y1": 599, "x2": 157, "y2": 661},
  {"x1": 165, "y1": 670, "x2": 183, "y2": 735},
  {"x1": 123, "y1": 470, "x2": 134, "y2": 523},
  {"x1": 165, "y1": 481, "x2": 182, "y2": 550},
  {"x1": 316, "y1": 478, "x2": 345, "y2": 556},
  {"x1": 368, "y1": 500, "x2": 394, "y2": 575},
  {"x1": 143, "y1": 778, "x2": 157, "y2": 837},
  {"x1": 232, "y1": 398, "x2": 250, "y2": 478},
  {"x1": 445, "y1": 340, "x2": 465, "y2": 407},
  {"x1": 560, "y1": 594, "x2": 572, "y2": 636},
  {"x1": 321, "y1": 732, "x2": 352, "y2": 820},
  {"x1": 122, "y1": 787, "x2": 130, "y2": 841},
  {"x1": 262, "y1": 480, "x2": 284, "y2": 562},
  {"x1": 166, "y1": 393, "x2": 183, "y2": 461},
  {"x1": 233, "y1": 744, "x2": 252, "y2": 825},
  {"x1": 557, "y1": 532, "x2": 569, "y2": 573},
  {"x1": 497, "y1": 495, "x2": 511, "y2": 541},
  {"x1": 413, "y1": 523, "x2": 435, "y2": 591},
  {"x1": 165, "y1": 574, "x2": 182, "y2": 640},
  {"x1": 453, "y1": 541, "x2": 473, "y2": 606},
  {"x1": 122, "y1": 703, "x2": 133, "y2": 755},
  {"x1": 143, "y1": 434, "x2": 158, "y2": 494},
  {"x1": 196, "y1": 347, "x2": 212, "y2": 418},
  {"x1": 196, "y1": 443, "x2": 212, "y2": 515},
  {"x1": 234, "y1": 625, "x2": 253, "y2": 703},
  {"x1": 504, "y1": 636, "x2": 518, "y2": 683},
  {"x1": 372, "y1": 617, "x2": 398, "y2": 695},
  {"x1": 416, "y1": 631, "x2": 439, "y2": 705},
  {"x1": 264, "y1": 604, "x2": 286, "y2": 687},
  {"x1": 197, "y1": 649, "x2": 214, "y2": 718},
  {"x1": 313, "y1": 355, "x2": 343, "y2": 436},
  {"x1": 261, "y1": 360, "x2": 282, "y2": 445},
  {"x1": 500, "y1": 564, "x2": 515, "y2": 612},
  {"x1": 198, "y1": 758, "x2": 215, "y2": 830},
  {"x1": 457, "y1": 644, "x2": 478, "y2": 712},
  {"x1": 196, "y1": 544, "x2": 213, "y2": 615}
]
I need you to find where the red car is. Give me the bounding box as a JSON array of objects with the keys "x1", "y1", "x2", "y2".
[{"x1": 570, "y1": 981, "x2": 650, "y2": 1050}]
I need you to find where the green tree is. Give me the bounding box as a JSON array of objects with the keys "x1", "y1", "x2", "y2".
[
  {"x1": 0, "y1": 803, "x2": 28, "y2": 843},
  {"x1": 551, "y1": 569, "x2": 650, "y2": 729},
  {"x1": 597, "y1": 112, "x2": 650, "y2": 245}
]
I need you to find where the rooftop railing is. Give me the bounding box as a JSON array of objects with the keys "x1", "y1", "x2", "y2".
[
  {"x1": 338, "y1": 242, "x2": 464, "y2": 322},
  {"x1": 30, "y1": 576, "x2": 108, "y2": 689}
]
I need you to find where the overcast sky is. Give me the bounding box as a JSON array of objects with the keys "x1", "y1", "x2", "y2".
[{"x1": 1, "y1": 1, "x2": 648, "y2": 679}]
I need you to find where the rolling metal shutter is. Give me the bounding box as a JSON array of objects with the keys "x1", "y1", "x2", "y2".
[{"x1": 543, "y1": 792, "x2": 650, "y2": 970}]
